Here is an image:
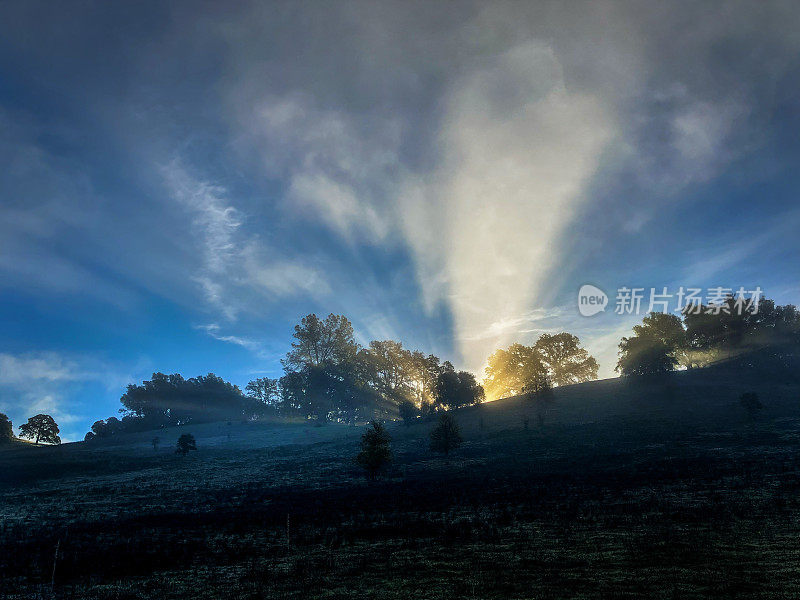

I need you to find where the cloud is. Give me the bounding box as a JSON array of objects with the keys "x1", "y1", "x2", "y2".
[
  {"x1": 0, "y1": 352, "x2": 84, "y2": 386},
  {"x1": 4, "y1": 0, "x2": 800, "y2": 394},
  {"x1": 243, "y1": 93, "x2": 402, "y2": 245},
  {"x1": 241, "y1": 242, "x2": 331, "y2": 299},
  {"x1": 400, "y1": 42, "x2": 614, "y2": 369},
  {"x1": 194, "y1": 322, "x2": 271, "y2": 359},
  {"x1": 161, "y1": 161, "x2": 331, "y2": 321},
  {"x1": 0, "y1": 352, "x2": 138, "y2": 441},
  {"x1": 226, "y1": 38, "x2": 616, "y2": 370},
  {"x1": 213, "y1": 2, "x2": 800, "y2": 370}
]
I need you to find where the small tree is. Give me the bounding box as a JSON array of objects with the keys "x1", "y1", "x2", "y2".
[
  {"x1": 175, "y1": 433, "x2": 197, "y2": 455},
  {"x1": 19, "y1": 414, "x2": 61, "y2": 445},
  {"x1": 430, "y1": 412, "x2": 463, "y2": 456},
  {"x1": 398, "y1": 400, "x2": 418, "y2": 427},
  {"x1": 356, "y1": 421, "x2": 391, "y2": 479},
  {"x1": 151, "y1": 436, "x2": 160, "y2": 451},
  {"x1": 740, "y1": 392, "x2": 763, "y2": 421},
  {"x1": 0, "y1": 413, "x2": 13, "y2": 443}
]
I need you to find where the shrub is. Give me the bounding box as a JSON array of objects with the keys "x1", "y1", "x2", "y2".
[
  {"x1": 175, "y1": 433, "x2": 197, "y2": 455},
  {"x1": 356, "y1": 421, "x2": 391, "y2": 479},
  {"x1": 430, "y1": 412, "x2": 463, "y2": 456}
]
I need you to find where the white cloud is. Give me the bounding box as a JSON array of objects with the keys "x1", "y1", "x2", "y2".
[
  {"x1": 248, "y1": 93, "x2": 401, "y2": 245},
  {"x1": 229, "y1": 42, "x2": 616, "y2": 371},
  {"x1": 0, "y1": 352, "x2": 138, "y2": 441},
  {"x1": 0, "y1": 352, "x2": 83, "y2": 386},
  {"x1": 401, "y1": 42, "x2": 614, "y2": 369},
  {"x1": 241, "y1": 242, "x2": 331, "y2": 299},
  {"x1": 161, "y1": 161, "x2": 331, "y2": 322},
  {"x1": 194, "y1": 323, "x2": 267, "y2": 357}
]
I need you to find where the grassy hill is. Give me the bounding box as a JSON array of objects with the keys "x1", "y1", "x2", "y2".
[{"x1": 2, "y1": 362, "x2": 800, "y2": 598}]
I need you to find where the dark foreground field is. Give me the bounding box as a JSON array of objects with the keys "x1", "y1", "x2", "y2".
[{"x1": 3, "y1": 366, "x2": 800, "y2": 599}]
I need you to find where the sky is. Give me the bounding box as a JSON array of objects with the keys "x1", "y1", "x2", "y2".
[{"x1": 1, "y1": 1, "x2": 800, "y2": 441}]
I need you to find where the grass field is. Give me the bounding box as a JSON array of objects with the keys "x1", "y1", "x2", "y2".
[{"x1": 2, "y1": 364, "x2": 800, "y2": 599}]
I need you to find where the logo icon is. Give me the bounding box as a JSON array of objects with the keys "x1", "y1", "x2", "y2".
[{"x1": 578, "y1": 284, "x2": 608, "y2": 317}]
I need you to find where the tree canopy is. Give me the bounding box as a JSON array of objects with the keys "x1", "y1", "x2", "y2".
[
  {"x1": 617, "y1": 296, "x2": 800, "y2": 377},
  {"x1": 282, "y1": 313, "x2": 359, "y2": 371},
  {"x1": 0, "y1": 413, "x2": 12, "y2": 443},
  {"x1": 120, "y1": 372, "x2": 247, "y2": 427},
  {"x1": 436, "y1": 370, "x2": 485, "y2": 409},
  {"x1": 534, "y1": 333, "x2": 599, "y2": 386},
  {"x1": 484, "y1": 334, "x2": 597, "y2": 400},
  {"x1": 19, "y1": 414, "x2": 60, "y2": 445},
  {"x1": 85, "y1": 312, "x2": 486, "y2": 439},
  {"x1": 175, "y1": 433, "x2": 197, "y2": 455},
  {"x1": 270, "y1": 314, "x2": 482, "y2": 423}
]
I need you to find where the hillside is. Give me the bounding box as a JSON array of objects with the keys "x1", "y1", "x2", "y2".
[{"x1": 2, "y1": 363, "x2": 800, "y2": 598}]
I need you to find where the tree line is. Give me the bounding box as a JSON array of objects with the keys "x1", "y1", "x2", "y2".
[
  {"x1": 81, "y1": 312, "x2": 599, "y2": 441},
  {"x1": 23, "y1": 296, "x2": 794, "y2": 445},
  {"x1": 84, "y1": 313, "x2": 490, "y2": 441},
  {"x1": 243, "y1": 314, "x2": 484, "y2": 423},
  {"x1": 617, "y1": 296, "x2": 800, "y2": 376}
]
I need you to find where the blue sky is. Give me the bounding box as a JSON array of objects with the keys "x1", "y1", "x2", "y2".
[{"x1": 1, "y1": 1, "x2": 799, "y2": 441}]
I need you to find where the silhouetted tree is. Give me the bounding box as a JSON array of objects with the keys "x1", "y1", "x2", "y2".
[
  {"x1": 366, "y1": 340, "x2": 413, "y2": 399},
  {"x1": 175, "y1": 433, "x2": 197, "y2": 455},
  {"x1": 430, "y1": 413, "x2": 463, "y2": 456},
  {"x1": 151, "y1": 436, "x2": 160, "y2": 451},
  {"x1": 534, "y1": 333, "x2": 599, "y2": 386},
  {"x1": 617, "y1": 336, "x2": 678, "y2": 377},
  {"x1": 245, "y1": 377, "x2": 280, "y2": 418},
  {"x1": 630, "y1": 312, "x2": 694, "y2": 367},
  {"x1": 282, "y1": 313, "x2": 360, "y2": 371},
  {"x1": 120, "y1": 372, "x2": 246, "y2": 427},
  {"x1": 408, "y1": 351, "x2": 442, "y2": 407},
  {"x1": 279, "y1": 314, "x2": 388, "y2": 422},
  {"x1": 398, "y1": 399, "x2": 418, "y2": 426},
  {"x1": 0, "y1": 413, "x2": 12, "y2": 443},
  {"x1": 683, "y1": 296, "x2": 800, "y2": 364},
  {"x1": 84, "y1": 432, "x2": 95, "y2": 442},
  {"x1": 740, "y1": 392, "x2": 763, "y2": 420},
  {"x1": 89, "y1": 416, "x2": 125, "y2": 439},
  {"x1": 90, "y1": 420, "x2": 108, "y2": 438},
  {"x1": 278, "y1": 370, "x2": 308, "y2": 416},
  {"x1": 356, "y1": 420, "x2": 391, "y2": 479},
  {"x1": 436, "y1": 370, "x2": 484, "y2": 409},
  {"x1": 19, "y1": 414, "x2": 61, "y2": 445}
]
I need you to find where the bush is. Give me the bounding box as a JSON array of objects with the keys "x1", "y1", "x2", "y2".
[
  {"x1": 175, "y1": 434, "x2": 197, "y2": 455},
  {"x1": 356, "y1": 421, "x2": 391, "y2": 479},
  {"x1": 430, "y1": 412, "x2": 463, "y2": 456}
]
